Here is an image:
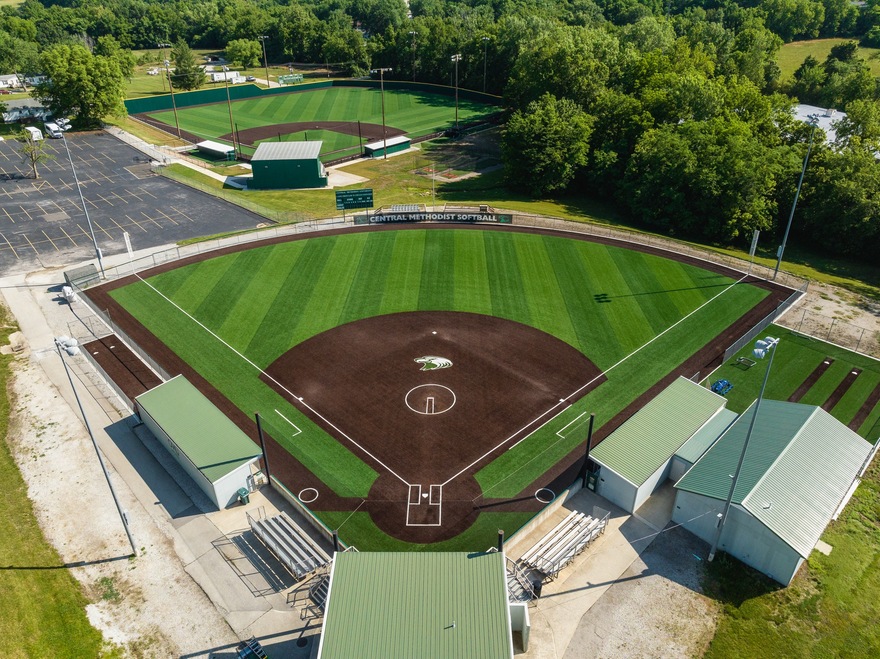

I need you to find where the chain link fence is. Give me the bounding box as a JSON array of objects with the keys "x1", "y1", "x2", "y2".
[{"x1": 780, "y1": 308, "x2": 880, "y2": 358}]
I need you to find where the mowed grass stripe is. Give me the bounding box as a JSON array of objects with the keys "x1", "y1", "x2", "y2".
[
  {"x1": 453, "y1": 230, "x2": 491, "y2": 311},
  {"x1": 514, "y1": 236, "x2": 579, "y2": 349},
  {"x1": 245, "y1": 238, "x2": 337, "y2": 363},
  {"x1": 338, "y1": 232, "x2": 397, "y2": 324},
  {"x1": 218, "y1": 243, "x2": 308, "y2": 351},
  {"x1": 549, "y1": 240, "x2": 626, "y2": 361},
  {"x1": 292, "y1": 232, "x2": 370, "y2": 341},
  {"x1": 379, "y1": 231, "x2": 425, "y2": 314},
  {"x1": 797, "y1": 361, "x2": 856, "y2": 408},
  {"x1": 193, "y1": 248, "x2": 271, "y2": 329},
  {"x1": 484, "y1": 231, "x2": 530, "y2": 322},
  {"x1": 165, "y1": 257, "x2": 235, "y2": 313},
  {"x1": 418, "y1": 230, "x2": 456, "y2": 310}
]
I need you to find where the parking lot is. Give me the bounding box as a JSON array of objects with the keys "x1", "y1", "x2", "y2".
[{"x1": 0, "y1": 131, "x2": 266, "y2": 275}]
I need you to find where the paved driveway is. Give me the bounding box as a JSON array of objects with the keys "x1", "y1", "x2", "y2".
[{"x1": 0, "y1": 131, "x2": 266, "y2": 275}]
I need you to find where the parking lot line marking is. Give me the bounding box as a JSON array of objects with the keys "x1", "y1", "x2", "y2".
[
  {"x1": 58, "y1": 225, "x2": 79, "y2": 246},
  {"x1": 125, "y1": 214, "x2": 149, "y2": 233},
  {"x1": 41, "y1": 230, "x2": 60, "y2": 252},
  {"x1": 18, "y1": 205, "x2": 33, "y2": 222},
  {"x1": 112, "y1": 191, "x2": 131, "y2": 205},
  {"x1": 20, "y1": 232, "x2": 38, "y2": 254},
  {"x1": 156, "y1": 208, "x2": 181, "y2": 226},
  {"x1": 140, "y1": 211, "x2": 163, "y2": 229},
  {"x1": 0, "y1": 232, "x2": 20, "y2": 259},
  {"x1": 50, "y1": 200, "x2": 67, "y2": 214},
  {"x1": 137, "y1": 186, "x2": 158, "y2": 200},
  {"x1": 75, "y1": 223, "x2": 91, "y2": 240},
  {"x1": 2, "y1": 207, "x2": 15, "y2": 224},
  {"x1": 168, "y1": 206, "x2": 196, "y2": 223},
  {"x1": 92, "y1": 218, "x2": 113, "y2": 240},
  {"x1": 97, "y1": 193, "x2": 115, "y2": 207},
  {"x1": 109, "y1": 216, "x2": 129, "y2": 234}
]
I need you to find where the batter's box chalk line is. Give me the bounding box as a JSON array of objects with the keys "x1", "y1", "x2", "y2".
[{"x1": 405, "y1": 484, "x2": 443, "y2": 527}]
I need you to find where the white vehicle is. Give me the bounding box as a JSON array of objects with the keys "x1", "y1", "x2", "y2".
[
  {"x1": 24, "y1": 126, "x2": 42, "y2": 141},
  {"x1": 44, "y1": 122, "x2": 63, "y2": 138}
]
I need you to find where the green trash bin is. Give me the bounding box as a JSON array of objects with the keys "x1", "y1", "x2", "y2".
[{"x1": 238, "y1": 487, "x2": 250, "y2": 505}]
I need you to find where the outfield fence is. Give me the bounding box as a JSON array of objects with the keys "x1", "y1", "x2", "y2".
[{"x1": 782, "y1": 308, "x2": 880, "y2": 358}]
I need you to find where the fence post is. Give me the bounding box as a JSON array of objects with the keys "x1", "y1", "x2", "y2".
[{"x1": 826, "y1": 318, "x2": 836, "y2": 341}]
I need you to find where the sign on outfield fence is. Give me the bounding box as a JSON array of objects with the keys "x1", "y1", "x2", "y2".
[
  {"x1": 355, "y1": 211, "x2": 513, "y2": 225},
  {"x1": 336, "y1": 189, "x2": 374, "y2": 210}
]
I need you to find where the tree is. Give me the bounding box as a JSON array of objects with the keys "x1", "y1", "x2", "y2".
[
  {"x1": 171, "y1": 40, "x2": 205, "y2": 91},
  {"x1": 33, "y1": 44, "x2": 125, "y2": 127},
  {"x1": 502, "y1": 93, "x2": 593, "y2": 196},
  {"x1": 95, "y1": 35, "x2": 136, "y2": 79},
  {"x1": 18, "y1": 130, "x2": 54, "y2": 179},
  {"x1": 225, "y1": 38, "x2": 261, "y2": 68}
]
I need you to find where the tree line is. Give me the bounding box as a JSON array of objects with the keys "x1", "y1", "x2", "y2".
[{"x1": 1, "y1": 0, "x2": 878, "y2": 259}]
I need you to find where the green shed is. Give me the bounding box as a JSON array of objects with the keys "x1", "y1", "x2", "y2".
[
  {"x1": 363, "y1": 134, "x2": 411, "y2": 158},
  {"x1": 135, "y1": 375, "x2": 262, "y2": 509},
  {"x1": 249, "y1": 141, "x2": 328, "y2": 189},
  {"x1": 318, "y1": 552, "x2": 514, "y2": 658}
]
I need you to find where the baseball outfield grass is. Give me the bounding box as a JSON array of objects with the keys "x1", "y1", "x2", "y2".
[
  {"x1": 146, "y1": 86, "x2": 498, "y2": 157},
  {"x1": 110, "y1": 228, "x2": 768, "y2": 549}
]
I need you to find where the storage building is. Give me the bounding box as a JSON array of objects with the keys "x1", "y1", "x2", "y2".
[
  {"x1": 589, "y1": 377, "x2": 727, "y2": 513},
  {"x1": 135, "y1": 375, "x2": 262, "y2": 509},
  {"x1": 249, "y1": 141, "x2": 327, "y2": 189},
  {"x1": 363, "y1": 134, "x2": 411, "y2": 158},
  {"x1": 674, "y1": 400, "x2": 876, "y2": 585}
]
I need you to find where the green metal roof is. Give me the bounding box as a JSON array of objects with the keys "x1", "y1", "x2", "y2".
[
  {"x1": 590, "y1": 377, "x2": 726, "y2": 486},
  {"x1": 318, "y1": 552, "x2": 512, "y2": 659},
  {"x1": 675, "y1": 408, "x2": 738, "y2": 464},
  {"x1": 135, "y1": 375, "x2": 261, "y2": 482},
  {"x1": 676, "y1": 401, "x2": 872, "y2": 557}
]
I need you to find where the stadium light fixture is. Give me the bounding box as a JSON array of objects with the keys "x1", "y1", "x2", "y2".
[
  {"x1": 370, "y1": 67, "x2": 392, "y2": 159},
  {"x1": 774, "y1": 114, "x2": 820, "y2": 281},
  {"x1": 708, "y1": 336, "x2": 779, "y2": 562},
  {"x1": 258, "y1": 36, "x2": 270, "y2": 88},
  {"x1": 55, "y1": 119, "x2": 105, "y2": 278},
  {"x1": 54, "y1": 337, "x2": 138, "y2": 557},
  {"x1": 224, "y1": 76, "x2": 237, "y2": 157},
  {"x1": 451, "y1": 54, "x2": 462, "y2": 133}
]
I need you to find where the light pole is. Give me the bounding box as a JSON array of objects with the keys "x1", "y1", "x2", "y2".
[
  {"x1": 56, "y1": 119, "x2": 105, "y2": 278},
  {"x1": 708, "y1": 336, "x2": 780, "y2": 562},
  {"x1": 54, "y1": 337, "x2": 137, "y2": 557},
  {"x1": 258, "y1": 36, "x2": 270, "y2": 88},
  {"x1": 224, "y1": 76, "x2": 237, "y2": 157},
  {"x1": 451, "y1": 54, "x2": 462, "y2": 133},
  {"x1": 774, "y1": 114, "x2": 820, "y2": 281},
  {"x1": 408, "y1": 31, "x2": 416, "y2": 81},
  {"x1": 482, "y1": 37, "x2": 489, "y2": 93},
  {"x1": 163, "y1": 56, "x2": 182, "y2": 139},
  {"x1": 158, "y1": 42, "x2": 170, "y2": 91},
  {"x1": 371, "y1": 67, "x2": 392, "y2": 159}
]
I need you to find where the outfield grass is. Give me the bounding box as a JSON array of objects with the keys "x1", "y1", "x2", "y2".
[
  {"x1": 144, "y1": 87, "x2": 497, "y2": 157},
  {"x1": 111, "y1": 228, "x2": 770, "y2": 549},
  {"x1": 708, "y1": 325, "x2": 880, "y2": 439},
  {"x1": 777, "y1": 38, "x2": 880, "y2": 80},
  {"x1": 0, "y1": 307, "x2": 111, "y2": 657}
]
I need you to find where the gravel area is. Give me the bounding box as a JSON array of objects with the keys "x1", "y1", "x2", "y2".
[{"x1": 563, "y1": 524, "x2": 720, "y2": 659}]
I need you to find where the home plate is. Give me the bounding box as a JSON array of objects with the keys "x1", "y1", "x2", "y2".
[
  {"x1": 422, "y1": 493, "x2": 428, "y2": 498},
  {"x1": 406, "y1": 484, "x2": 443, "y2": 527}
]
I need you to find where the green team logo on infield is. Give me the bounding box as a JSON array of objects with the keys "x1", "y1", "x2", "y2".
[{"x1": 415, "y1": 356, "x2": 453, "y2": 371}]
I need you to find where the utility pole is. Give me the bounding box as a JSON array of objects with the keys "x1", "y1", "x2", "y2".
[
  {"x1": 158, "y1": 42, "x2": 170, "y2": 92},
  {"x1": 409, "y1": 31, "x2": 416, "y2": 81},
  {"x1": 482, "y1": 37, "x2": 489, "y2": 93},
  {"x1": 371, "y1": 67, "x2": 392, "y2": 159},
  {"x1": 258, "y1": 36, "x2": 270, "y2": 88},
  {"x1": 774, "y1": 114, "x2": 820, "y2": 281}
]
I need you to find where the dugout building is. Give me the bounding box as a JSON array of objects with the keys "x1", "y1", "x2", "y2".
[{"x1": 249, "y1": 141, "x2": 328, "y2": 189}]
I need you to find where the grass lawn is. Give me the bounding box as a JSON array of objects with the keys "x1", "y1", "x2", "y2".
[
  {"x1": 777, "y1": 38, "x2": 880, "y2": 80},
  {"x1": 144, "y1": 87, "x2": 498, "y2": 157},
  {"x1": 708, "y1": 324, "x2": 880, "y2": 439},
  {"x1": 110, "y1": 228, "x2": 769, "y2": 549},
  {"x1": 0, "y1": 307, "x2": 111, "y2": 657}
]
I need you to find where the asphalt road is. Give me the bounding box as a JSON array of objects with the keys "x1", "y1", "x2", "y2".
[{"x1": 0, "y1": 130, "x2": 266, "y2": 276}]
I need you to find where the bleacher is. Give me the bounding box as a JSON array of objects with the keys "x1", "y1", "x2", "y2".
[
  {"x1": 518, "y1": 509, "x2": 609, "y2": 580},
  {"x1": 247, "y1": 510, "x2": 331, "y2": 580}
]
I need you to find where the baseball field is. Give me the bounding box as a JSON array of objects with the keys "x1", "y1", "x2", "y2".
[
  {"x1": 87, "y1": 224, "x2": 797, "y2": 550},
  {"x1": 141, "y1": 86, "x2": 499, "y2": 158}
]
